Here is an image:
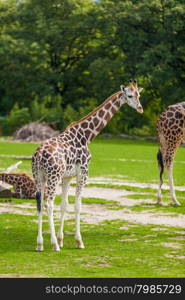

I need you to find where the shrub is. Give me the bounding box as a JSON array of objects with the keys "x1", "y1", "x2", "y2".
[
  {"x1": 7, "y1": 103, "x2": 31, "y2": 134},
  {"x1": 0, "y1": 116, "x2": 9, "y2": 135}
]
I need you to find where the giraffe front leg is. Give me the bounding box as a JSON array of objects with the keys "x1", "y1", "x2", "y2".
[{"x1": 75, "y1": 193, "x2": 85, "y2": 249}]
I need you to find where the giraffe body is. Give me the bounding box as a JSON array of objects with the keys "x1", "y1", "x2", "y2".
[
  {"x1": 32, "y1": 81, "x2": 143, "y2": 251},
  {"x1": 0, "y1": 173, "x2": 44, "y2": 199},
  {"x1": 157, "y1": 102, "x2": 185, "y2": 205}
]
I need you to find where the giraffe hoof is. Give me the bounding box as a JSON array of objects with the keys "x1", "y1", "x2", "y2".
[
  {"x1": 173, "y1": 202, "x2": 181, "y2": 207},
  {"x1": 36, "y1": 245, "x2": 44, "y2": 251},
  {"x1": 57, "y1": 238, "x2": 63, "y2": 248},
  {"x1": 76, "y1": 241, "x2": 85, "y2": 249},
  {"x1": 52, "y1": 244, "x2": 60, "y2": 251}
]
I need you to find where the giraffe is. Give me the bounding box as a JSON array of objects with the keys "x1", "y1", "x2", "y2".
[
  {"x1": 32, "y1": 80, "x2": 143, "y2": 251},
  {"x1": 0, "y1": 173, "x2": 48, "y2": 199},
  {"x1": 157, "y1": 101, "x2": 185, "y2": 206}
]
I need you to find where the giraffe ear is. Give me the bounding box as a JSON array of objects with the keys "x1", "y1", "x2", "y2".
[
  {"x1": 120, "y1": 85, "x2": 125, "y2": 92},
  {"x1": 138, "y1": 87, "x2": 143, "y2": 93}
]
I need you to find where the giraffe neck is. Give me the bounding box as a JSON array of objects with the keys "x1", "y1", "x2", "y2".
[{"x1": 67, "y1": 91, "x2": 124, "y2": 143}]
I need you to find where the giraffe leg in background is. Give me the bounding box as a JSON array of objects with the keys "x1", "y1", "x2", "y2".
[
  {"x1": 75, "y1": 167, "x2": 88, "y2": 249},
  {"x1": 157, "y1": 149, "x2": 164, "y2": 204},
  {"x1": 57, "y1": 178, "x2": 71, "y2": 248},
  {"x1": 164, "y1": 145, "x2": 181, "y2": 206},
  {"x1": 167, "y1": 164, "x2": 180, "y2": 206}
]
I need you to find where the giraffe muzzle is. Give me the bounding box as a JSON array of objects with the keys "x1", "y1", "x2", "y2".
[{"x1": 137, "y1": 106, "x2": 143, "y2": 114}]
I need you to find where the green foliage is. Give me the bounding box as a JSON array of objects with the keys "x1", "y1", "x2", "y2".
[
  {"x1": 31, "y1": 95, "x2": 64, "y2": 129},
  {"x1": 63, "y1": 104, "x2": 79, "y2": 128},
  {"x1": 0, "y1": 0, "x2": 185, "y2": 136},
  {"x1": 7, "y1": 103, "x2": 31, "y2": 134},
  {"x1": 0, "y1": 116, "x2": 9, "y2": 135}
]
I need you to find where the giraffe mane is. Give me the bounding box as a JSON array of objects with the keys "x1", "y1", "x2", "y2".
[{"x1": 66, "y1": 91, "x2": 122, "y2": 129}]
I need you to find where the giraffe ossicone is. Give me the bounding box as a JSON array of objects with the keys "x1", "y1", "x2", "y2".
[{"x1": 32, "y1": 80, "x2": 144, "y2": 251}]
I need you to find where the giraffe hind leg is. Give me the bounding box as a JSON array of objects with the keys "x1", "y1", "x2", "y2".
[
  {"x1": 35, "y1": 185, "x2": 45, "y2": 251},
  {"x1": 74, "y1": 167, "x2": 88, "y2": 249},
  {"x1": 157, "y1": 149, "x2": 164, "y2": 204},
  {"x1": 47, "y1": 177, "x2": 61, "y2": 251},
  {"x1": 167, "y1": 165, "x2": 181, "y2": 206},
  {"x1": 57, "y1": 178, "x2": 71, "y2": 248},
  {"x1": 163, "y1": 145, "x2": 181, "y2": 206}
]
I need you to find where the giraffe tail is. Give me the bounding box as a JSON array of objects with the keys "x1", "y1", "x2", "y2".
[
  {"x1": 157, "y1": 149, "x2": 164, "y2": 187},
  {"x1": 36, "y1": 191, "x2": 42, "y2": 213}
]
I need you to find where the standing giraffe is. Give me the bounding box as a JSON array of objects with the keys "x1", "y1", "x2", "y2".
[
  {"x1": 157, "y1": 102, "x2": 185, "y2": 206},
  {"x1": 32, "y1": 80, "x2": 143, "y2": 251}
]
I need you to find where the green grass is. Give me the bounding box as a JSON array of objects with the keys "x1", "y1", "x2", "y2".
[
  {"x1": 0, "y1": 141, "x2": 38, "y2": 176},
  {"x1": 0, "y1": 138, "x2": 185, "y2": 278},
  {"x1": 88, "y1": 138, "x2": 185, "y2": 185},
  {"x1": 0, "y1": 213, "x2": 185, "y2": 278},
  {"x1": 1, "y1": 137, "x2": 185, "y2": 184},
  {"x1": 54, "y1": 195, "x2": 116, "y2": 206}
]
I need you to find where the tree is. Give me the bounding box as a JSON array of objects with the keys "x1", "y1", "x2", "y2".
[{"x1": 0, "y1": 0, "x2": 185, "y2": 136}]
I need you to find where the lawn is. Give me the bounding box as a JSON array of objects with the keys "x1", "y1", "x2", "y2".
[
  {"x1": 0, "y1": 138, "x2": 185, "y2": 278},
  {"x1": 0, "y1": 213, "x2": 185, "y2": 278},
  {"x1": 1, "y1": 137, "x2": 185, "y2": 184}
]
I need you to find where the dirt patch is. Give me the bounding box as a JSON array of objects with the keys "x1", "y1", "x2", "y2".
[
  {"x1": 1, "y1": 201, "x2": 184, "y2": 227},
  {"x1": 0, "y1": 204, "x2": 34, "y2": 216},
  {"x1": 175, "y1": 231, "x2": 185, "y2": 235},
  {"x1": 87, "y1": 176, "x2": 185, "y2": 191},
  {"x1": 80, "y1": 204, "x2": 185, "y2": 228},
  {"x1": 161, "y1": 242, "x2": 182, "y2": 249},
  {"x1": 1, "y1": 181, "x2": 185, "y2": 228},
  {"x1": 165, "y1": 255, "x2": 185, "y2": 259},
  {"x1": 57, "y1": 185, "x2": 155, "y2": 207},
  {"x1": 119, "y1": 226, "x2": 136, "y2": 230},
  {"x1": 144, "y1": 234, "x2": 158, "y2": 237},
  {"x1": 171, "y1": 236, "x2": 185, "y2": 241},
  {"x1": 119, "y1": 238, "x2": 137, "y2": 242},
  {"x1": 151, "y1": 228, "x2": 168, "y2": 231}
]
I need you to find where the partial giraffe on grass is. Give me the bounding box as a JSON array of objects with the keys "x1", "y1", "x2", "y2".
[
  {"x1": 0, "y1": 172, "x2": 48, "y2": 199},
  {"x1": 32, "y1": 80, "x2": 144, "y2": 251},
  {"x1": 0, "y1": 161, "x2": 48, "y2": 199},
  {"x1": 157, "y1": 102, "x2": 185, "y2": 206}
]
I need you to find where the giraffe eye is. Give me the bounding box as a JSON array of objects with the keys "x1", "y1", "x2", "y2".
[{"x1": 128, "y1": 95, "x2": 132, "y2": 98}]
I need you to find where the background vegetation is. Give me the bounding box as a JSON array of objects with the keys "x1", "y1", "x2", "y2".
[{"x1": 0, "y1": 0, "x2": 185, "y2": 136}]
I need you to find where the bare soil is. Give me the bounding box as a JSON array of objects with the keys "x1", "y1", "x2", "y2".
[{"x1": 0, "y1": 179, "x2": 184, "y2": 228}]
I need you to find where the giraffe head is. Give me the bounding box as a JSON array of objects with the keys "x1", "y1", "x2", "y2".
[{"x1": 120, "y1": 79, "x2": 143, "y2": 113}]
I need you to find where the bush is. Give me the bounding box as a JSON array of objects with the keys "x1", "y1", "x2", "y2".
[
  {"x1": 7, "y1": 103, "x2": 31, "y2": 134},
  {"x1": 31, "y1": 95, "x2": 64, "y2": 130},
  {"x1": 63, "y1": 104, "x2": 79, "y2": 128},
  {"x1": 0, "y1": 116, "x2": 9, "y2": 135},
  {"x1": 129, "y1": 125, "x2": 154, "y2": 137}
]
